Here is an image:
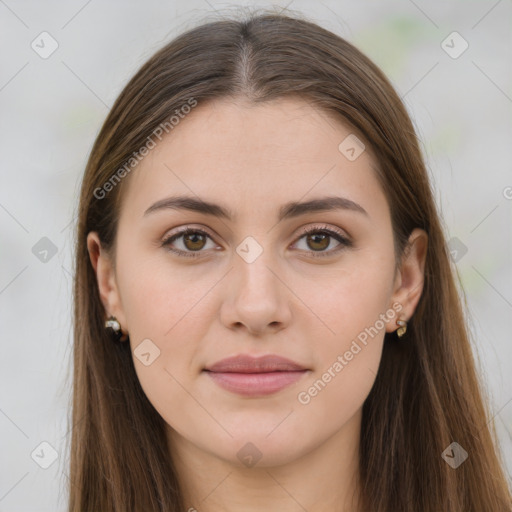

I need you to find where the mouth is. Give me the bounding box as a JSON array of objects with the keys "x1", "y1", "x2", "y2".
[
  {"x1": 203, "y1": 354, "x2": 310, "y2": 397},
  {"x1": 203, "y1": 369, "x2": 309, "y2": 397}
]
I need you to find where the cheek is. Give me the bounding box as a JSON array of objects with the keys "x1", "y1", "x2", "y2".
[
  {"x1": 116, "y1": 251, "x2": 213, "y2": 416},
  {"x1": 117, "y1": 248, "x2": 210, "y2": 339},
  {"x1": 309, "y1": 248, "x2": 395, "y2": 344},
  {"x1": 296, "y1": 251, "x2": 395, "y2": 412}
]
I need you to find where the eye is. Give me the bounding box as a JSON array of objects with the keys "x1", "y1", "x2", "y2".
[
  {"x1": 161, "y1": 227, "x2": 218, "y2": 258},
  {"x1": 161, "y1": 224, "x2": 352, "y2": 259},
  {"x1": 292, "y1": 224, "x2": 352, "y2": 258}
]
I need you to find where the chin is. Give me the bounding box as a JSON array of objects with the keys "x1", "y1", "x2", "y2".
[{"x1": 208, "y1": 428, "x2": 313, "y2": 469}]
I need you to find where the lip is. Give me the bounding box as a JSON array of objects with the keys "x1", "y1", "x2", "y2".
[
  {"x1": 205, "y1": 354, "x2": 307, "y2": 373},
  {"x1": 203, "y1": 354, "x2": 309, "y2": 397}
]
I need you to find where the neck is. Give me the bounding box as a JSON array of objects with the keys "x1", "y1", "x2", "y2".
[{"x1": 167, "y1": 408, "x2": 363, "y2": 512}]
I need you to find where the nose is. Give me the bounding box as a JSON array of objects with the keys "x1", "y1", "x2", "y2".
[{"x1": 220, "y1": 251, "x2": 292, "y2": 336}]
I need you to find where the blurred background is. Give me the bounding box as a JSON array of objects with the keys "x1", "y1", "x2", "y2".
[{"x1": 1, "y1": 0, "x2": 511, "y2": 509}]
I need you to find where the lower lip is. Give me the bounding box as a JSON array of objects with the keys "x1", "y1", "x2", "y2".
[{"x1": 204, "y1": 370, "x2": 308, "y2": 397}]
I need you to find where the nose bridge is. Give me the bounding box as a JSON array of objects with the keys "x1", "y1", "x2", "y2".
[
  {"x1": 222, "y1": 234, "x2": 291, "y2": 333},
  {"x1": 234, "y1": 238, "x2": 282, "y2": 304}
]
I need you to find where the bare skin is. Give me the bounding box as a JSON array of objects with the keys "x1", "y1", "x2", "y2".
[{"x1": 88, "y1": 97, "x2": 427, "y2": 511}]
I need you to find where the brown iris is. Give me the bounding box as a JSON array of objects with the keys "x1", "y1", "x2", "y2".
[
  {"x1": 306, "y1": 232, "x2": 330, "y2": 251},
  {"x1": 183, "y1": 232, "x2": 207, "y2": 251}
]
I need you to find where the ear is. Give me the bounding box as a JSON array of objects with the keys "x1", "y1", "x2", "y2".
[
  {"x1": 386, "y1": 228, "x2": 428, "y2": 333},
  {"x1": 86, "y1": 231, "x2": 128, "y2": 336}
]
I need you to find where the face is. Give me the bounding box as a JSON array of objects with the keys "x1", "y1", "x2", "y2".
[{"x1": 88, "y1": 97, "x2": 426, "y2": 469}]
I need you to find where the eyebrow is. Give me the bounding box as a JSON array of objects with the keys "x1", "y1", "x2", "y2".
[{"x1": 143, "y1": 195, "x2": 368, "y2": 222}]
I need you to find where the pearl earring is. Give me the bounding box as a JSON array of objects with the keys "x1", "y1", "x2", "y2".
[
  {"x1": 105, "y1": 315, "x2": 128, "y2": 342},
  {"x1": 396, "y1": 319, "x2": 407, "y2": 338}
]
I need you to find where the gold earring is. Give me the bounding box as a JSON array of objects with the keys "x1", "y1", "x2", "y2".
[
  {"x1": 105, "y1": 315, "x2": 128, "y2": 342},
  {"x1": 396, "y1": 319, "x2": 407, "y2": 338}
]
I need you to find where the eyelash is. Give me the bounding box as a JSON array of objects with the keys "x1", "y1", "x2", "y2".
[{"x1": 161, "y1": 224, "x2": 352, "y2": 259}]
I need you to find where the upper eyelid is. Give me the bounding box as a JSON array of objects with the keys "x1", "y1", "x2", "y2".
[{"x1": 163, "y1": 225, "x2": 217, "y2": 243}]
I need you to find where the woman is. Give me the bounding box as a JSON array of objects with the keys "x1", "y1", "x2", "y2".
[{"x1": 68, "y1": 10, "x2": 512, "y2": 511}]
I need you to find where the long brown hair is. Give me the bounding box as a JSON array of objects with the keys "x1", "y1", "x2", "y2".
[{"x1": 68, "y1": 8, "x2": 512, "y2": 511}]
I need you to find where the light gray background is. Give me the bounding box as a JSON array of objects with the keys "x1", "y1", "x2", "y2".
[{"x1": 1, "y1": 0, "x2": 511, "y2": 510}]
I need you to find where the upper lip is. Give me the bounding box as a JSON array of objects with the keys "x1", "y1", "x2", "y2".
[{"x1": 204, "y1": 354, "x2": 308, "y2": 373}]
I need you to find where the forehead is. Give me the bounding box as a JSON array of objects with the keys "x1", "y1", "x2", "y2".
[{"x1": 119, "y1": 96, "x2": 387, "y2": 223}]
